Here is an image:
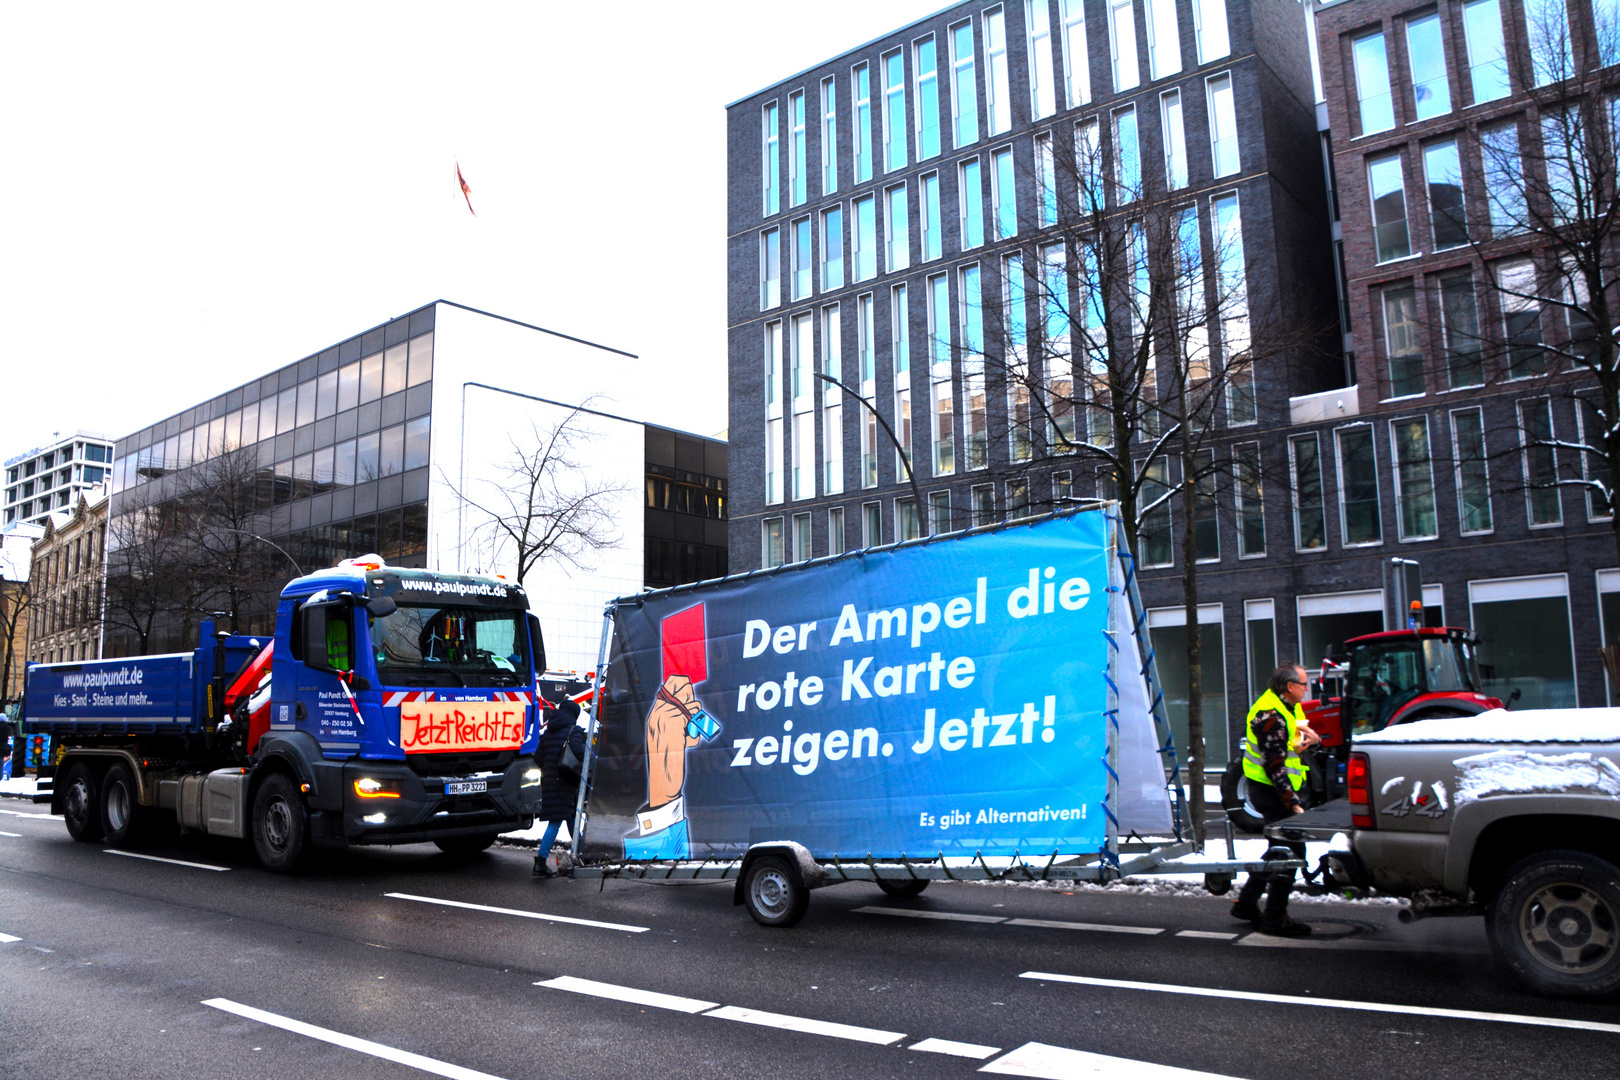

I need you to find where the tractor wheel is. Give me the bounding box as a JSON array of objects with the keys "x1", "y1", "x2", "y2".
[{"x1": 1219, "y1": 761, "x2": 1266, "y2": 834}]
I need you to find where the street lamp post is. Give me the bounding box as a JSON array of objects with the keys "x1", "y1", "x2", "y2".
[{"x1": 815, "y1": 373, "x2": 930, "y2": 539}]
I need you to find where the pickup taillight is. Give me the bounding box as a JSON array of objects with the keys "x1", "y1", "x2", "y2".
[{"x1": 1348, "y1": 751, "x2": 1374, "y2": 829}]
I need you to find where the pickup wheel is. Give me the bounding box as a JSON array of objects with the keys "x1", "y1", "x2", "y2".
[
  {"x1": 252, "y1": 774, "x2": 308, "y2": 873},
  {"x1": 434, "y1": 833, "x2": 499, "y2": 857},
  {"x1": 743, "y1": 855, "x2": 810, "y2": 927},
  {"x1": 1489, "y1": 851, "x2": 1620, "y2": 997},
  {"x1": 99, "y1": 763, "x2": 145, "y2": 848},
  {"x1": 62, "y1": 763, "x2": 104, "y2": 842},
  {"x1": 1219, "y1": 761, "x2": 1265, "y2": 834},
  {"x1": 875, "y1": 878, "x2": 930, "y2": 898}
]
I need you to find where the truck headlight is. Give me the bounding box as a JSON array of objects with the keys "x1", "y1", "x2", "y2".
[
  {"x1": 361, "y1": 812, "x2": 389, "y2": 824},
  {"x1": 522, "y1": 767, "x2": 542, "y2": 787},
  {"x1": 354, "y1": 778, "x2": 401, "y2": 799}
]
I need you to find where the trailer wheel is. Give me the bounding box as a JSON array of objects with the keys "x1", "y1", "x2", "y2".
[
  {"x1": 1219, "y1": 761, "x2": 1265, "y2": 834},
  {"x1": 434, "y1": 833, "x2": 499, "y2": 857},
  {"x1": 99, "y1": 763, "x2": 145, "y2": 847},
  {"x1": 875, "y1": 878, "x2": 930, "y2": 898},
  {"x1": 62, "y1": 763, "x2": 104, "y2": 842},
  {"x1": 743, "y1": 855, "x2": 810, "y2": 927},
  {"x1": 1489, "y1": 850, "x2": 1620, "y2": 997},
  {"x1": 1204, "y1": 873, "x2": 1234, "y2": 896},
  {"x1": 252, "y1": 774, "x2": 308, "y2": 873}
]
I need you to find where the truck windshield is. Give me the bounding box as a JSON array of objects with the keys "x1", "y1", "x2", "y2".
[{"x1": 370, "y1": 603, "x2": 529, "y2": 687}]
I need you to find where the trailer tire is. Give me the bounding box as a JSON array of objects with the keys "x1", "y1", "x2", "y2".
[
  {"x1": 1219, "y1": 761, "x2": 1266, "y2": 835},
  {"x1": 875, "y1": 878, "x2": 930, "y2": 898},
  {"x1": 62, "y1": 763, "x2": 104, "y2": 842},
  {"x1": 252, "y1": 773, "x2": 308, "y2": 873},
  {"x1": 743, "y1": 855, "x2": 810, "y2": 927},
  {"x1": 434, "y1": 833, "x2": 499, "y2": 857},
  {"x1": 1489, "y1": 850, "x2": 1620, "y2": 997},
  {"x1": 99, "y1": 763, "x2": 145, "y2": 848}
]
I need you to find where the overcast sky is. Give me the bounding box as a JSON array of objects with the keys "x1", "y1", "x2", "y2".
[{"x1": 0, "y1": 1, "x2": 944, "y2": 454}]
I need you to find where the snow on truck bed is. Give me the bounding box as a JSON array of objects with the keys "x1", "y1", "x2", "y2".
[{"x1": 1357, "y1": 707, "x2": 1620, "y2": 745}]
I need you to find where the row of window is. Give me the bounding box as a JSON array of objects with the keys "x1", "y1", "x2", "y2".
[
  {"x1": 4, "y1": 441, "x2": 110, "y2": 486},
  {"x1": 762, "y1": 0, "x2": 1235, "y2": 218},
  {"x1": 760, "y1": 74, "x2": 1242, "y2": 310},
  {"x1": 32, "y1": 529, "x2": 101, "y2": 592}
]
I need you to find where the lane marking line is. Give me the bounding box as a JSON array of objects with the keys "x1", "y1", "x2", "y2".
[
  {"x1": 1019, "y1": 972, "x2": 1620, "y2": 1036},
  {"x1": 853, "y1": 906, "x2": 1007, "y2": 923},
  {"x1": 981, "y1": 1040, "x2": 1243, "y2": 1078},
  {"x1": 106, "y1": 850, "x2": 229, "y2": 872},
  {"x1": 1175, "y1": 930, "x2": 1240, "y2": 941},
  {"x1": 537, "y1": 976, "x2": 717, "y2": 1014},
  {"x1": 910, "y1": 1037, "x2": 1001, "y2": 1059},
  {"x1": 202, "y1": 998, "x2": 506, "y2": 1080},
  {"x1": 1007, "y1": 918, "x2": 1163, "y2": 935},
  {"x1": 384, "y1": 893, "x2": 647, "y2": 934},
  {"x1": 0, "y1": 810, "x2": 53, "y2": 818},
  {"x1": 0, "y1": 831, "x2": 22, "y2": 837},
  {"x1": 703, "y1": 1004, "x2": 906, "y2": 1045},
  {"x1": 0, "y1": 932, "x2": 20, "y2": 942},
  {"x1": 1234, "y1": 933, "x2": 1489, "y2": 955}
]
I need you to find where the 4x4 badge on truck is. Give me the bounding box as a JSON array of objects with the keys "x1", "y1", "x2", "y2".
[{"x1": 1380, "y1": 778, "x2": 1450, "y2": 819}]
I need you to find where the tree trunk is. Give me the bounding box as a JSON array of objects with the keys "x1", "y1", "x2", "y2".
[{"x1": 1180, "y1": 453, "x2": 1206, "y2": 849}]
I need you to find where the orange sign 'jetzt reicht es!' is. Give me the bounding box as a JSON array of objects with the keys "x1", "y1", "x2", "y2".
[{"x1": 399, "y1": 701, "x2": 524, "y2": 754}]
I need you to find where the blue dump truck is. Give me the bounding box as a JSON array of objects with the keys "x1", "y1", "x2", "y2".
[{"x1": 22, "y1": 556, "x2": 548, "y2": 870}]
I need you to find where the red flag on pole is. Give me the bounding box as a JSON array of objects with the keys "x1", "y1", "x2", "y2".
[{"x1": 456, "y1": 162, "x2": 476, "y2": 216}]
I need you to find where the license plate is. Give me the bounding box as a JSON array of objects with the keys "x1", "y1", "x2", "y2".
[{"x1": 445, "y1": 780, "x2": 488, "y2": 795}]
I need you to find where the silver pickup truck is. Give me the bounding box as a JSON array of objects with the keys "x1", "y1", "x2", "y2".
[{"x1": 1273, "y1": 708, "x2": 1620, "y2": 997}]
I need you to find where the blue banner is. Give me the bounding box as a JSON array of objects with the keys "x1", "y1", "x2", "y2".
[
  {"x1": 25, "y1": 655, "x2": 195, "y2": 725},
  {"x1": 582, "y1": 511, "x2": 1113, "y2": 862}
]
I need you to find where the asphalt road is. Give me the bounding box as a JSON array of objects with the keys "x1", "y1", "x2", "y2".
[{"x1": 2, "y1": 803, "x2": 1616, "y2": 1080}]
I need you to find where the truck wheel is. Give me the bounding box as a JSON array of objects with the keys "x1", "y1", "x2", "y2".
[
  {"x1": 1489, "y1": 850, "x2": 1620, "y2": 997},
  {"x1": 61, "y1": 763, "x2": 104, "y2": 842},
  {"x1": 875, "y1": 878, "x2": 929, "y2": 898},
  {"x1": 252, "y1": 774, "x2": 308, "y2": 873},
  {"x1": 743, "y1": 855, "x2": 810, "y2": 927},
  {"x1": 1219, "y1": 761, "x2": 1265, "y2": 834},
  {"x1": 99, "y1": 763, "x2": 145, "y2": 848},
  {"x1": 434, "y1": 833, "x2": 499, "y2": 857}
]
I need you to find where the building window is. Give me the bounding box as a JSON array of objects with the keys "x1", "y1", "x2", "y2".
[
  {"x1": 1542, "y1": 109, "x2": 1581, "y2": 224},
  {"x1": 765, "y1": 322, "x2": 784, "y2": 506},
  {"x1": 1108, "y1": 0, "x2": 1140, "y2": 93},
  {"x1": 1235, "y1": 442, "x2": 1264, "y2": 557},
  {"x1": 789, "y1": 91, "x2": 807, "y2": 207},
  {"x1": 1423, "y1": 139, "x2": 1467, "y2": 249},
  {"x1": 760, "y1": 228, "x2": 781, "y2": 309},
  {"x1": 1520, "y1": 397, "x2": 1562, "y2": 526},
  {"x1": 1526, "y1": 0, "x2": 1571, "y2": 86},
  {"x1": 959, "y1": 158, "x2": 984, "y2": 249},
  {"x1": 822, "y1": 304, "x2": 844, "y2": 495},
  {"x1": 1390, "y1": 417, "x2": 1438, "y2": 540},
  {"x1": 858, "y1": 293, "x2": 877, "y2": 487},
  {"x1": 893, "y1": 283, "x2": 913, "y2": 479},
  {"x1": 1004, "y1": 477, "x2": 1029, "y2": 520},
  {"x1": 1140, "y1": 457, "x2": 1173, "y2": 565},
  {"x1": 1498, "y1": 260, "x2": 1545, "y2": 379},
  {"x1": 763, "y1": 101, "x2": 780, "y2": 216},
  {"x1": 929, "y1": 489, "x2": 951, "y2": 533},
  {"x1": 1193, "y1": 449, "x2": 1219, "y2": 561},
  {"x1": 1146, "y1": 0, "x2": 1181, "y2": 80},
  {"x1": 821, "y1": 205, "x2": 844, "y2": 290},
  {"x1": 1440, "y1": 272, "x2": 1483, "y2": 388},
  {"x1": 991, "y1": 147, "x2": 1017, "y2": 238},
  {"x1": 1482, "y1": 122, "x2": 1527, "y2": 235},
  {"x1": 762, "y1": 517, "x2": 785, "y2": 567},
  {"x1": 1579, "y1": 397, "x2": 1614, "y2": 520},
  {"x1": 883, "y1": 49, "x2": 908, "y2": 172},
  {"x1": 828, "y1": 505, "x2": 846, "y2": 555},
  {"x1": 792, "y1": 511, "x2": 813, "y2": 561},
  {"x1": 1193, "y1": 0, "x2": 1231, "y2": 63},
  {"x1": 886, "y1": 183, "x2": 911, "y2": 272},
  {"x1": 1211, "y1": 192, "x2": 1254, "y2": 422},
  {"x1": 853, "y1": 194, "x2": 877, "y2": 281},
  {"x1": 1368, "y1": 153, "x2": 1411, "y2": 263},
  {"x1": 853, "y1": 63, "x2": 873, "y2": 184},
  {"x1": 928, "y1": 272, "x2": 955, "y2": 476},
  {"x1": 1206, "y1": 73, "x2": 1239, "y2": 177},
  {"x1": 915, "y1": 36, "x2": 941, "y2": 161},
  {"x1": 1382, "y1": 286, "x2": 1423, "y2": 397},
  {"x1": 791, "y1": 217, "x2": 813, "y2": 301},
  {"x1": 792, "y1": 314, "x2": 815, "y2": 500},
  {"x1": 986, "y1": 5, "x2": 1011, "y2": 135},
  {"x1": 897, "y1": 496, "x2": 922, "y2": 540},
  {"x1": 1462, "y1": 0, "x2": 1510, "y2": 103},
  {"x1": 1035, "y1": 133, "x2": 1057, "y2": 226},
  {"x1": 1337, "y1": 425, "x2": 1383, "y2": 546},
  {"x1": 1113, "y1": 105, "x2": 1140, "y2": 204},
  {"x1": 971, "y1": 483, "x2": 996, "y2": 526},
  {"x1": 950, "y1": 20, "x2": 980, "y2": 148},
  {"x1": 1027, "y1": 0, "x2": 1056, "y2": 119},
  {"x1": 821, "y1": 77, "x2": 839, "y2": 195},
  {"x1": 1353, "y1": 31, "x2": 1395, "y2": 134},
  {"x1": 1405, "y1": 12, "x2": 1451, "y2": 120},
  {"x1": 1059, "y1": 0, "x2": 1091, "y2": 107},
  {"x1": 921, "y1": 171, "x2": 943, "y2": 260},
  {"x1": 1161, "y1": 90, "x2": 1188, "y2": 190},
  {"x1": 1076, "y1": 117, "x2": 1104, "y2": 214},
  {"x1": 1452, "y1": 406, "x2": 1493, "y2": 534},
  {"x1": 862, "y1": 501, "x2": 882, "y2": 547}
]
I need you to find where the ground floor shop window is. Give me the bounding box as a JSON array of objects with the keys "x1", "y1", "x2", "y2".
[
  {"x1": 1469, "y1": 575, "x2": 1576, "y2": 709},
  {"x1": 1147, "y1": 604, "x2": 1227, "y2": 767},
  {"x1": 1297, "y1": 590, "x2": 1383, "y2": 670}
]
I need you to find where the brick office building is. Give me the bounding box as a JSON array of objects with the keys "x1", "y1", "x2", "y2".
[{"x1": 27, "y1": 491, "x2": 108, "y2": 665}]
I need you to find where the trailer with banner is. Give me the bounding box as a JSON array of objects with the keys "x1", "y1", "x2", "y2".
[{"x1": 570, "y1": 508, "x2": 1288, "y2": 925}]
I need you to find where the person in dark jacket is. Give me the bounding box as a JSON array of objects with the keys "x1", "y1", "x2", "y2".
[{"x1": 533, "y1": 696, "x2": 587, "y2": 878}]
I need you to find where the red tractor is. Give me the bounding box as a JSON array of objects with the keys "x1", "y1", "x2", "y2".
[{"x1": 1220, "y1": 627, "x2": 1506, "y2": 833}]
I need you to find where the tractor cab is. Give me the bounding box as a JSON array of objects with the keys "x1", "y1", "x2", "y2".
[{"x1": 1338, "y1": 627, "x2": 1493, "y2": 737}]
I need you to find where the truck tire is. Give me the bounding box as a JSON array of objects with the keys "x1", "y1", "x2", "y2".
[
  {"x1": 1488, "y1": 850, "x2": 1620, "y2": 997},
  {"x1": 743, "y1": 855, "x2": 810, "y2": 927},
  {"x1": 875, "y1": 878, "x2": 930, "y2": 898},
  {"x1": 99, "y1": 763, "x2": 145, "y2": 848},
  {"x1": 252, "y1": 773, "x2": 308, "y2": 873},
  {"x1": 62, "y1": 763, "x2": 104, "y2": 842},
  {"x1": 434, "y1": 833, "x2": 499, "y2": 857},
  {"x1": 1219, "y1": 761, "x2": 1265, "y2": 834}
]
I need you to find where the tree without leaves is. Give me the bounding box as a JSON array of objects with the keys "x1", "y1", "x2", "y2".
[{"x1": 0, "y1": 579, "x2": 32, "y2": 707}]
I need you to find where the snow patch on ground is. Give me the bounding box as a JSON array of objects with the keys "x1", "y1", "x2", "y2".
[
  {"x1": 0, "y1": 777, "x2": 39, "y2": 798},
  {"x1": 1454, "y1": 749, "x2": 1620, "y2": 804},
  {"x1": 1359, "y1": 707, "x2": 1620, "y2": 744}
]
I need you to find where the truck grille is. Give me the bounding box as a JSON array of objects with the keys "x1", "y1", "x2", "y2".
[{"x1": 407, "y1": 750, "x2": 517, "y2": 778}]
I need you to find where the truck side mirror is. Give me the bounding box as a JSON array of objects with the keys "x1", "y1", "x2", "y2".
[
  {"x1": 527, "y1": 613, "x2": 546, "y2": 677},
  {"x1": 365, "y1": 594, "x2": 397, "y2": 618}
]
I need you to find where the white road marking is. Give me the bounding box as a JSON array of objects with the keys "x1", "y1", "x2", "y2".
[
  {"x1": 981, "y1": 1041, "x2": 1243, "y2": 1078},
  {"x1": 105, "y1": 850, "x2": 229, "y2": 871},
  {"x1": 1175, "y1": 930, "x2": 1240, "y2": 941},
  {"x1": 704, "y1": 1004, "x2": 906, "y2": 1045},
  {"x1": 853, "y1": 906, "x2": 1006, "y2": 923},
  {"x1": 0, "y1": 831, "x2": 22, "y2": 837},
  {"x1": 384, "y1": 893, "x2": 647, "y2": 933},
  {"x1": 0, "y1": 809, "x2": 53, "y2": 818},
  {"x1": 1007, "y1": 918, "x2": 1163, "y2": 935},
  {"x1": 0, "y1": 932, "x2": 20, "y2": 942},
  {"x1": 910, "y1": 1037, "x2": 1001, "y2": 1059},
  {"x1": 202, "y1": 998, "x2": 506, "y2": 1080},
  {"x1": 1235, "y1": 933, "x2": 1488, "y2": 954},
  {"x1": 537, "y1": 975, "x2": 717, "y2": 1013},
  {"x1": 1020, "y1": 972, "x2": 1620, "y2": 1035}
]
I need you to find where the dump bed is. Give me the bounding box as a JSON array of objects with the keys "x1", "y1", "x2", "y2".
[{"x1": 24, "y1": 652, "x2": 203, "y2": 736}]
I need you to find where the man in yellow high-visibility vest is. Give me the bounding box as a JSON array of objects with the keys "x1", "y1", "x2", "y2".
[{"x1": 1231, "y1": 662, "x2": 1320, "y2": 936}]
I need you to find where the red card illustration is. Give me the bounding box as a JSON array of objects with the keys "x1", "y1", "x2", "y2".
[{"x1": 661, "y1": 603, "x2": 708, "y2": 685}]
